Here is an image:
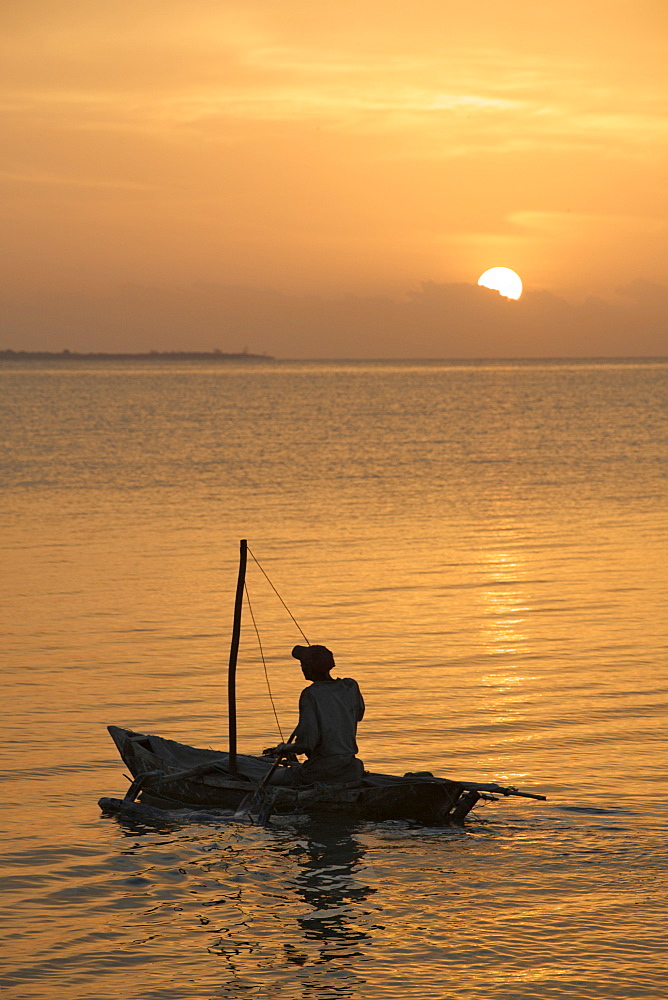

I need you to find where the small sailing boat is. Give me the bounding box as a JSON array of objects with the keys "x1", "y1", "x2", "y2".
[{"x1": 100, "y1": 541, "x2": 546, "y2": 825}]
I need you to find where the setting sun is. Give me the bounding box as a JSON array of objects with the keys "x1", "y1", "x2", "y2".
[{"x1": 478, "y1": 268, "x2": 523, "y2": 300}]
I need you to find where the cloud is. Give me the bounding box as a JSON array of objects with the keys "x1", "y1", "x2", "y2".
[{"x1": 2, "y1": 280, "x2": 666, "y2": 359}]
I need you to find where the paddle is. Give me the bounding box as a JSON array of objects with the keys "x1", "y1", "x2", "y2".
[
  {"x1": 233, "y1": 751, "x2": 290, "y2": 823},
  {"x1": 234, "y1": 733, "x2": 301, "y2": 823}
]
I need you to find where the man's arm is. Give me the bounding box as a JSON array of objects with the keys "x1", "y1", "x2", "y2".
[
  {"x1": 262, "y1": 741, "x2": 308, "y2": 758},
  {"x1": 345, "y1": 677, "x2": 365, "y2": 720},
  {"x1": 357, "y1": 685, "x2": 365, "y2": 721},
  {"x1": 263, "y1": 688, "x2": 320, "y2": 758},
  {"x1": 293, "y1": 687, "x2": 320, "y2": 753}
]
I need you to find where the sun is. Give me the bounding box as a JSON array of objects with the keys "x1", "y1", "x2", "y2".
[{"x1": 478, "y1": 267, "x2": 523, "y2": 300}]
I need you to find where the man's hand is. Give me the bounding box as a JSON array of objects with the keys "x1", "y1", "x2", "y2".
[{"x1": 262, "y1": 742, "x2": 306, "y2": 759}]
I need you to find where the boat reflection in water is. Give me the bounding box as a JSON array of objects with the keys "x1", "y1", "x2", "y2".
[
  {"x1": 275, "y1": 818, "x2": 374, "y2": 998},
  {"x1": 194, "y1": 816, "x2": 374, "y2": 998}
]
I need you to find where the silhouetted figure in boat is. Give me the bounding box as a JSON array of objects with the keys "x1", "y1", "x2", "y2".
[{"x1": 265, "y1": 645, "x2": 365, "y2": 785}]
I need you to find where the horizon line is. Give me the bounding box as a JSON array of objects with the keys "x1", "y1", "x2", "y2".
[{"x1": 2, "y1": 350, "x2": 667, "y2": 364}]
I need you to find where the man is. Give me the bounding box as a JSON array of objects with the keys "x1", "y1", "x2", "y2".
[{"x1": 265, "y1": 644, "x2": 365, "y2": 784}]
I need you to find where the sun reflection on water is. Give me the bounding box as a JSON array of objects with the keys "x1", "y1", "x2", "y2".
[{"x1": 475, "y1": 540, "x2": 543, "y2": 742}]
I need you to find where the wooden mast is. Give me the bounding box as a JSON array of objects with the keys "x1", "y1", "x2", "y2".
[{"x1": 227, "y1": 538, "x2": 247, "y2": 776}]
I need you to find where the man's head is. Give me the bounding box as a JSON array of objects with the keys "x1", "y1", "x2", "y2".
[{"x1": 291, "y1": 644, "x2": 335, "y2": 681}]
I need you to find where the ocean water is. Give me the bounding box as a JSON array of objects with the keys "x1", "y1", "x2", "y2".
[{"x1": 1, "y1": 357, "x2": 667, "y2": 999}]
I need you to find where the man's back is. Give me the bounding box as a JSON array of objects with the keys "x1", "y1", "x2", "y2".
[{"x1": 295, "y1": 677, "x2": 365, "y2": 758}]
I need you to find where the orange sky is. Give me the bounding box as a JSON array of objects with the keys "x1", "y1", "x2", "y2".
[{"x1": 2, "y1": 0, "x2": 667, "y2": 356}]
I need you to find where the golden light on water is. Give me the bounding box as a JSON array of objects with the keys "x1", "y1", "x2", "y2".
[
  {"x1": 4, "y1": 358, "x2": 668, "y2": 998},
  {"x1": 478, "y1": 267, "x2": 523, "y2": 300}
]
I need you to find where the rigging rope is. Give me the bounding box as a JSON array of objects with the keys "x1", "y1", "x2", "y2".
[
  {"x1": 244, "y1": 583, "x2": 285, "y2": 743},
  {"x1": 247, "y1": 545, "x2": 310, "y2": 644},
  {"x1": 243, "y1": 545, "x2": 310, "y2": 743}
]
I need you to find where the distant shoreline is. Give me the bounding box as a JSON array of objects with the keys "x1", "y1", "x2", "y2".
[
  {"x1": 0, "y1": 349, "x2": 274, "y2": 362},
  {"x1": 2, "y1": 351, "x2": 665, "y2": 365}
]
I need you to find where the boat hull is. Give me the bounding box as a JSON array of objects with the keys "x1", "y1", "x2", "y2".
[{"x1": 103, "y1": 726, "x2": 478, "y2": 825}]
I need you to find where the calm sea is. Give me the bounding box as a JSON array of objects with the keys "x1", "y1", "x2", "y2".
[{"x1": 2, "y1": 358, "x2": 667, "y2": 999}]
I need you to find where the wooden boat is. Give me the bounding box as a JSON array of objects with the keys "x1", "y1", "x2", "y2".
[
  {"x1": 100, "y1": 541, "x2": 546, "y2": 826},
  {"x1": 99, "y1": 725, "x2": 490, "y2": 824}
]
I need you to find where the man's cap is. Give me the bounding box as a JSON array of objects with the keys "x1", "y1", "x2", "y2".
[{"x1": 292, "y1": 644, "x2": 334, "y2": 668}]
